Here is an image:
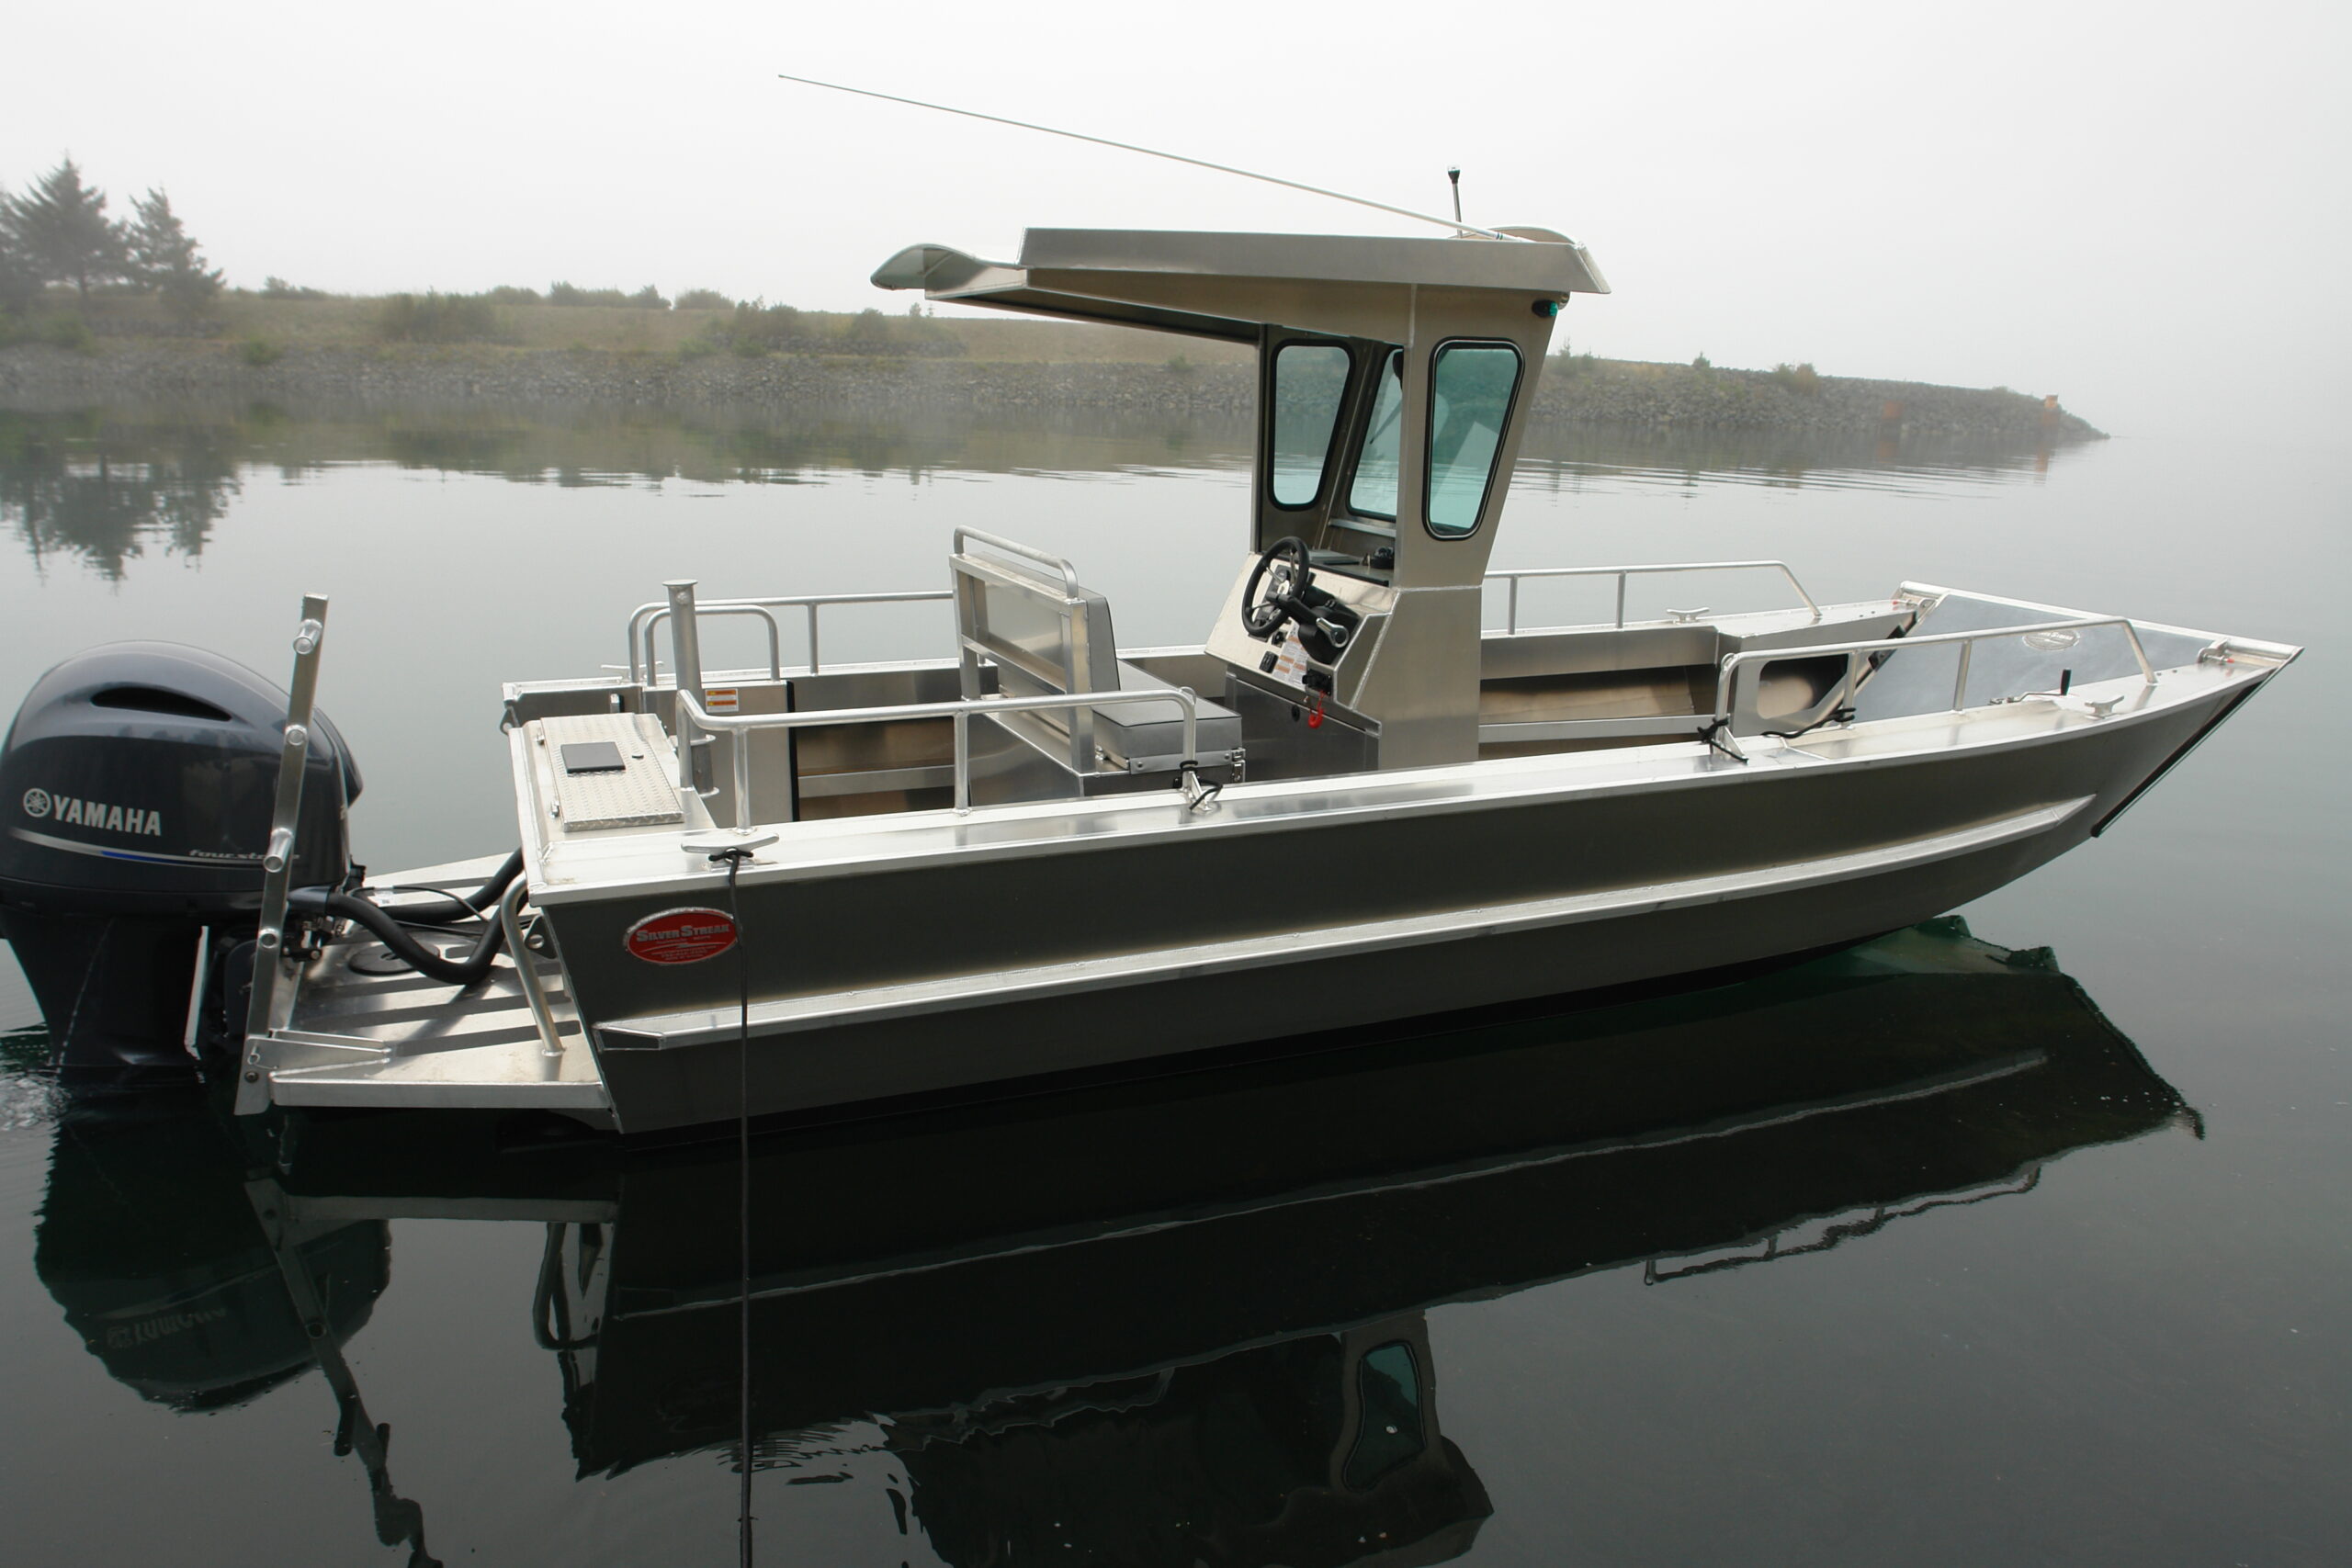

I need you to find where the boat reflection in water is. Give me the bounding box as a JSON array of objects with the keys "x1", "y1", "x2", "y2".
[{"x1": 33, "y1": 918, "x2": 2195, "y2": 1566}]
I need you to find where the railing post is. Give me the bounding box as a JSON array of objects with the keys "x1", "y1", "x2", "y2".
[
  {"x1": 807, "y1": 603, "x2": 821, "y2": 674},
  {"x1": 235, "y1": 594, "x2": 330, "y2": 1117},
  {"x1": 1614, "y1": 572, "x2": 1628, "y2": 629},
  {"x1": 1952, "y1": 641, "x2": 1973, "y2": 712},
  {"x1": 665, "y1": 581, "x2": 706, "y2": 791},
  {"x1": 953, "y1": 709, "x2": 971, "y2": 815},
  {"x1": 1507, "y1": 576, "x2": 1520, "y2": 636},
  {"x1": 500, "y1": 879, "x2": 565, "y2": 1060}
]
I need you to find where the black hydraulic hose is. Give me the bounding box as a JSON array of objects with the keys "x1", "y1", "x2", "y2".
[
  {"x1": 375, "y1": 849, "x2": 527, "y2": 925},
  {"x1": 288, "y1": 886, "x2": 508, "y2": 986},
  {"x1": 462, "y1": 849, "x2": 526, "y2": 911}
]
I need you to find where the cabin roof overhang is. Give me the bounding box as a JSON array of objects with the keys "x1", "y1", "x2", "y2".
[{"x1": 872, "y1": 228, "x2": 1609, "y2": 344}]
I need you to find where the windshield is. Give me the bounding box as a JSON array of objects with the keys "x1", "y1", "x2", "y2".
[{"x1": 1270, "y1": 342, "x2": 1351, "y2": 508}]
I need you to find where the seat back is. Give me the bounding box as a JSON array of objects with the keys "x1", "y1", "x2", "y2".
[{"x1": 951, "y1": 530, "x2": 1117, "y2": 771}]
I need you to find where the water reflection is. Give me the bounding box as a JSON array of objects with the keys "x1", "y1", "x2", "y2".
[
  {"x1": 0, "y1": 403, "x2": 2096, "y2": 579},
  {"x1": 25, "y1": 919, "x2": 2189, "y2": 1565},
  {"x1": 1511, "y1": 422, "x2": 2090, "y2": 497},
  {"x1": 0, "y1": 410, "x2": 241, "y2": 578}
]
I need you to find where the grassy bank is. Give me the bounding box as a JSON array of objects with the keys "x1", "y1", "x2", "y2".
[{"x1": 0, "y1": 287, "x2": 2100, "y2": 440}]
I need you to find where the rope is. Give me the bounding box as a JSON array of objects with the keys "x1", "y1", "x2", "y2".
[{"x1": 718, "y1": 848, "x2": 756, "y2": 1568}]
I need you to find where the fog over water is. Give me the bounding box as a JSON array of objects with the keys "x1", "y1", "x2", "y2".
[
  {"x1": 6, "y1": 0, "x2": 2349, "y2": 444},
  {"x1": 3, "y1": 8, "x2": 2349, "y2": 1559}
]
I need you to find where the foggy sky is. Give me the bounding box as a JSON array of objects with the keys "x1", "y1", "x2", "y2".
[{"x1": 6, "y1": 0, "x2": 2346, "y2": 442}]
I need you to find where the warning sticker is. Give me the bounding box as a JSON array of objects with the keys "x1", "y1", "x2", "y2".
[
  {"x1": 706, "y1": 687, "x2": 741, "y2": 715},
  {"x1": 1266, "y1": 635, "x2": 1315, "y2": 692}
]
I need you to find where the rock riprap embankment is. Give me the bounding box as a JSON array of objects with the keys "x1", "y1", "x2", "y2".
[{"x1": 0, "y1": 344, "x2": 2102, "y2": 439}]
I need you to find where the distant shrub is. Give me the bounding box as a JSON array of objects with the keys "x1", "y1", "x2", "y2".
[
  {"x1": 547, "y1": 281, "x2": 670, "y2": 309},
  {"x1": 673, "y1": 288, "x2": 732, "y2": 310},
  {"x1": 708, "y1": 299, "x2": 803, "y2": 356},
  {"x1": 1691, "y1": 353, "x2": 1712, "y2": 370},
  {"x1": 485, "y1": 284, "x2": 541, "y2": 305},
  {"x1": 1164, "y1": 353, "x2": 1193, "y2": 375},
  {"x1": 261, "y1": 276, "x2": 329, "y2": 300},
  {"x1": 237, "y1": 335, "x2": 283, "y2": 366},
  {"x1": 37, "y1": 312, "x2": 95, "y2": 354},
  {"x1": 677, "y1": 334, "x2": 719, "y2": 361},
  {"x1": 377, "y1": 291, "x2": 500, "y2": 344},
  {"x1": 1768, "y1": 361, "x2": 1821, "y2": 395},
  {"x1": 842, "y1": 307, "x2": 890, "y2": 349}
]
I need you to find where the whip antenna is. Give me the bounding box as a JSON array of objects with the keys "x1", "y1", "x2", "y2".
[{"x1": 776, "y1": 73, "x2": 1517, "y2": 242}]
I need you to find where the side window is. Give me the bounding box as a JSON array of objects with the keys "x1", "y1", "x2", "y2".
[
  {"x1": 1346, "y1": 349, "x2": 1406, "y2": 521},
  {"x1": 1270, "y1": 343, "x2": 1351, "y2": 508},
  {"x1": 1425, "y1": 342, "x2": 1521, "y2": 538}
]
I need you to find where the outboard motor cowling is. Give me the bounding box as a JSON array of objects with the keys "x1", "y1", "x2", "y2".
[{"x1": 0, "y1": 642, "x2": 361, "y2": 1083}]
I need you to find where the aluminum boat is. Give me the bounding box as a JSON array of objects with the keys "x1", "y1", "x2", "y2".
[{"x1": 0, "y1": 225, "x2": 2299, "y2": 1132}]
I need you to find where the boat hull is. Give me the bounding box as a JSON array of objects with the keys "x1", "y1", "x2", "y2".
[{"x1": 574, "y1": 677, "x2": 2248, "y2": 1134}]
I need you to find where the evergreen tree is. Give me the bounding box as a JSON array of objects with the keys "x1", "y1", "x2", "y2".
[
  {"x1": 127, "y1": 188, "x2": 222, "y2": 317},
  {"x1": 0, "y1": 158, "x2": 128, "y2": 299},
  {"x1": 0, "y1": 194, "x2": 42, "y2": 315}
]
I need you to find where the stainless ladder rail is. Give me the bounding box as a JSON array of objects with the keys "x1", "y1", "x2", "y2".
[
  {"x1": 236, "y1": 595, "x2": 331, "y2": 1116},
  {"x1": 1486, "y1": 559, "x2": 1822, "y2": 634}
]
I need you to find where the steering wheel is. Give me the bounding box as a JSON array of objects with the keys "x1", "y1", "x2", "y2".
[{"x1": 1242, "y1": 536, "x2": 1313, "y2": 637}]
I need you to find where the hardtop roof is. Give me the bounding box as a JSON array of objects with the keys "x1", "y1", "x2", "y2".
[{"x1": 872, "y1": 227, "x2": 1608, "y2": 344}]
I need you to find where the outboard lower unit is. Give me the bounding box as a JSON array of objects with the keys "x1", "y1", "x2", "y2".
[{"x1": 0, "y1": 642, "x2": 360, "y2": 1084}]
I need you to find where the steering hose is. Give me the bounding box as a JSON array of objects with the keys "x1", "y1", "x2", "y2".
[
  {"x1": 287, "y1": 885, "x2": 511, "y2": 986},
  {"x1": 370, "y1": 849, "x2": 526, "y2": 925}
]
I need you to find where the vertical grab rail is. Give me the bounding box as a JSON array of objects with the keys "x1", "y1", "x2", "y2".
[
  {"x1": 665, "y1": 581, "x2": 707, "y2": 794},
  {"x1": 235, "y1": 594, "x2": 330, "y2": 1116}
]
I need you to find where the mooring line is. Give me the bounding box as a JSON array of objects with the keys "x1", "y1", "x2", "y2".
[{"x1": 722, "y1": 848, "x2": 755, "y2": 1567}]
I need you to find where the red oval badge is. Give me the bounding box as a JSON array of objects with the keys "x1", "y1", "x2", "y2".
[{"x1": 624, "y1": 907, "x2": 738, "y2": 965}]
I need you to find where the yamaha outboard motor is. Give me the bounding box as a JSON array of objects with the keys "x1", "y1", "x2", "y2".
[{"x1": 0, "y1": 642, "x2": 360, "y2": 1084}]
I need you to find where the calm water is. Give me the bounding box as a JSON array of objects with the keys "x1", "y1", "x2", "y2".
[{"x1": 0, "y1": 402, "x2": 2343, "y2": 1565}]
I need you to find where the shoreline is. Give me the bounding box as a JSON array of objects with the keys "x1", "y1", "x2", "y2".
[{"x1": 0, "y1": 342, "x2": 2106, "y2": 441}]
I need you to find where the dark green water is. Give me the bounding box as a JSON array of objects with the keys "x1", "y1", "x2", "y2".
[{"x1": 0, "y1": 402, "x2": 2342, "y2": 1565}]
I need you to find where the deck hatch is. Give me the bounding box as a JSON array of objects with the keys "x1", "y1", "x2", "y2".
[{"x1": 539, "y1": 713, "x2": 684, "y2": 830}]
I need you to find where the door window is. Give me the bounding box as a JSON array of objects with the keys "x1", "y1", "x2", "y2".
[{"x1": 1425, "y1": 342, "x2": 1521, "y2": 537}]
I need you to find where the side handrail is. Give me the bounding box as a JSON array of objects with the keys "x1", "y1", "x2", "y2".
[
  {"x1": 1711, "y1": 615, "x2": 2158, "y2": 728},
  {"x1": 674, "y1": 684, "x2": 1204, "y2": 822},
  {"x1": 953, "y1": 525, "x2": 1080, "y2": 595},
  {"x1": 626, "y1": 591, "x2": 953, "y2": 683},
  {"x1": 1486, "y1": 559, "x2": 1821, "y2": 633}
]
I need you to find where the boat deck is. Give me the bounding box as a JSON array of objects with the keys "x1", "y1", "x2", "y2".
[{"x1": 265, "y1": 929, "x2": 609, "y2": 1116}]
